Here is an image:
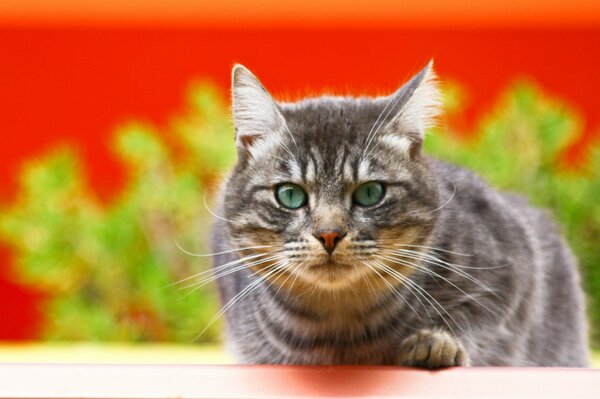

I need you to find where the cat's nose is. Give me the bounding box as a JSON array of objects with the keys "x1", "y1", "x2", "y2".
[{"x1": 315, "y1": 229, "x2": 346, "y2": 255}]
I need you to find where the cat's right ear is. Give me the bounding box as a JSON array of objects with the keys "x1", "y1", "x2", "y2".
[
  {"x1": 231, "y1": 65, "x2": 288, "y2": 155},
  {"x1": 381, "y1": 61, "x2": 441, "y2": 159}
]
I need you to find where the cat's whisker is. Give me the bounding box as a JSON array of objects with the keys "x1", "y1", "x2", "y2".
[
  {"x1": 181, "y1": 263, "x2": 285, "y2": 301},
  {"x1": 371, "y1": 258, "x2": 435, "y2": 321},
  {"x1": 281, "y1": 119, "x2": 300, "y2": 154},
  {"x1": 360, "y1": 260, "x2": 422, "y2": 320},
  {"x1": 406, "y1": 182, "x2": 457, "y2": 217},
  {"x1": 375, "y1": 253, "x2": 496, "y2": 316},
  {"x1": 330, "y1": 280, "x2": 340, "y2": 304},
  {"x1": 207, "y1": 251, "x2": 282, "y2": 274},
  {"x1": 182, "y1": 254, "x2": 286, "y2": 292},
  {"x1": 166, "y1": 251, "x2": 273, "y2": 288},
  {"x1": 381, "y1": 242, "x2": 473, "y2": 257},
  {"x1": 361, "y1": 93, "x2": 397, "y2": 159},
  {"x1": 308, "y1": 275, "x2": 322, "y2": 298},
  {"x1": 267, "y1": 265, "x2": 296, "y2": 299},
  {"x1": 272, "y1": 260, "x2": 304, "y2": 300},
  {"x1": 289, "y1": 261, "x2": 314, "y2": 299},
  {"x1": 363, "y1": 89, "x2": 415, "y2": 162},
  {"x1": 202, "y1": 192, "x2": 241, "y2": 225},
  {"x1": 363, "y1": 147, "x2": 388, "y2": 165},
  {"x1": 372, "y1": 259, "x2": 461, "y2": 336},
  {"x1": 382, "y1": 245, "x2": 484, "y2": 276},
  {"x1": 386, "y1": 252, "x2": 497, "y2": 298},
  {"x1": 355, "y1": 263, "x2": 378, "y2": 303},
  {"x1": 265, "y1": 126, "x2": 298, "y2": 162},
  {"x1": 379, "y1": 243, "x2": 492, "y2": 269},
  {"x1": 386, "y1": 246, "x2": 507, "y2": 270},
  {"x1": 363, "y1": 86, "x2": 412, "y2": 161},
  {"x1": 345, "y1": 270, "x2": 362, "y2": 300},
  {"x1": 360, "y1": 255, "x2": 432, "y2": 319},
  {"x1": 194, "y1": 260, "x2": 289, "y2": 341},
  {"x1": 368, "y1": 258, "x2": 437, "y2": 320},
  {"x1": 174, "y1": 239, "x2": 274, "y2": 258},
  {"x1": 383, "y1": 248, "x2": 501, "y2": 297}
]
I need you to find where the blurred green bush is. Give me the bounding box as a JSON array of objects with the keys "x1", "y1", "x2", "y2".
[
  {"x1": 1, "y1": 80, "x2": 599, "y2": 347},
  {"x1": 0, "y1": 83, "x2": 235, "y2": 342}
]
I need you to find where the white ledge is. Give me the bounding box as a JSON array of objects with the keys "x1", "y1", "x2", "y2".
[{"x1": 0, "y1": 363, "x2": 599, "y2": 398}]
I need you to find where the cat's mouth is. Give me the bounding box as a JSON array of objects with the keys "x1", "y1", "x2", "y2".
[
  {"x1": 308, "y1": 261, "x2": 352, "y2": 271},
  {"x1": 303, "y1": 261, "x2": 357, "y2": 287}
]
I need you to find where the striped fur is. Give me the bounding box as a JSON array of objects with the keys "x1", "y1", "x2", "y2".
[{"x1": 209, "y1": 63, "x2": 589, "y2": 367}]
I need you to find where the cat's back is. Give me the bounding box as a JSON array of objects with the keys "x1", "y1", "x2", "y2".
[{"x1": 429, "y1": 157, "x2": 588, "y2": 366}]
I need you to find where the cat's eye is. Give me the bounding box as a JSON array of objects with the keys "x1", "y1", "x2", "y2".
[
  {"x1": 353, "y1": 181, "x2": 385, "y2": 207},
  {"x1": 276, "y1": 183, "x2": 308, "y2": 209}
]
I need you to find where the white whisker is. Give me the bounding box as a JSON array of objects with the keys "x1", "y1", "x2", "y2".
[
  {"x1": 174, "y1": 239, "x2": 274, "y2": 258},
  {"x1": 361, "y1": 94, "x2": 397, "y2": 159},
  {"x1": 376, "y1": 253, "x2": 496, "y2": 315},
  {"x1": 391, "y1": 247, "x2": 507, "y2": 270},
  {"x1": 194, "y1": 260, "x2": 288, "y2": 340},
  {"x1": 166, "y1": 251, "x2": 272, "y2": 288},
  {"x1": 182, "y1": 254, "x2": 285, "y2": 291},
  {"x1": 373, "y1": 260, "x2": 461, "y2": 336},
  {"x1": 389, "y1": 243, "x2": 473, "y2": 257},
  {"x1": 407, "y1": 182, "x2": 456, "y2": 216},
  {"x1": 281, "y1": 119, "x2": 300, "y2": 154},
  {"x1": 360, "y1": 260, "x2": 421, "y2": 320},
  {"x1": 386, "y1": 248, "x2": 501, "y2": 297},
  {"x1": 203, "y1": 192, "x2": 239, "y2": 224}
]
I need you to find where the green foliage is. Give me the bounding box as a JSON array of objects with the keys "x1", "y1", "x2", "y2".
[
  {"x1": 0, "y1": 83, "x2": 235, "y2": 342},
  {"x1": 1, "y1": 79, "x2": 600, "y2": 348}
]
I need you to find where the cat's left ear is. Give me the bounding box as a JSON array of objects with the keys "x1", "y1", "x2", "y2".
[
  {"x1": 231, "y1": 64, "x2": 289, "y2": 156},
  {"x1": 384, "y1": 60, "x2": 441, "y2": 155}
]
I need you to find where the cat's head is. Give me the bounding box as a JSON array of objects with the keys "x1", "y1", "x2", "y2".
[{"x1": 222, "y1": 63, "x2": 442, "y2": 292}]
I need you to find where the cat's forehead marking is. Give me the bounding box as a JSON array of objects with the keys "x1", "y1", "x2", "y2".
[
  {"x1": 343, "y1": 157, "x2": 354, "y2": 181},
  {"x1": 334, "y1": 150, "x2": 346, "y2": 174},
  {"x1": 305, "y1": 157, "x2": 316, "y2": 181},
  {"x1": 247, "y1": 132, "x2": 285, "y2": 161},
  {"x1": 358, "y1": 159, "x2": 371, "y2": 181},
  {"x1": 306, "y1": 146, "x2": 325, "y2": 181},
  {"x1": 379, "y1": 135, "x2": 412, "y2": 156},
  {"x1": 287, "y1": 159, "x2": 302, "y2": 181},
  {"x1": 356, "y1": 156, "x2": 412, "y2": 182}
]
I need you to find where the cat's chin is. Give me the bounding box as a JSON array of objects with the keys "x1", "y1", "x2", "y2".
[{"x1": 302, "y1": 262, "x2": 361, "y2": 290}]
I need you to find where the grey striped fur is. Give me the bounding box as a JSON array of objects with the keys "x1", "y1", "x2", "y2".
[{"x1": 209, "y1": 63, "x2": 588, "y2": 367}]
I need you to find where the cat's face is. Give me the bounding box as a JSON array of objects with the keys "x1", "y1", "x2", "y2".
[{"x1": 223, "y1": 64, "x2": 441, "y2": 292}]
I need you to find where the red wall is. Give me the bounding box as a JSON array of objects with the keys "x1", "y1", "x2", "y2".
[{"x1": 1, "y1": 27, "x2": 599, "y2": 339}]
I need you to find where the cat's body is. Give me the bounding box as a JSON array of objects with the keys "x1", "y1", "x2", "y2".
[{"x1": 210, "y1": 63, "x2": 588, "y2": 367}]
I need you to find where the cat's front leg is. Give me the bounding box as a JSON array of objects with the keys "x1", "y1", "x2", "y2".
[{"x1": 398, "y1": 329, "x2": 469, "y2": 369}]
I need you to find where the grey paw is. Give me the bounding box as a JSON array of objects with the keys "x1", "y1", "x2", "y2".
[{"x1": 398, "y1": 329, "x2": 469, "y2": 369}]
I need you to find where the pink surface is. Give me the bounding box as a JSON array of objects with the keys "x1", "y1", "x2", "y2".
[{"x1": 0, "y1": 364, "x2": 599, "y2": 398}]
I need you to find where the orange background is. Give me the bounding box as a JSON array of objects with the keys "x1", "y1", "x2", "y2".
[
  {"x1": 1, "y1": 2, "x2": 600, "y2": 340},
  {"x1": 2, "y1": 1, "x2": 600, "y2": 28}
]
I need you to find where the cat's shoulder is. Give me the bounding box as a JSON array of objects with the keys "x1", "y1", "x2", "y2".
[
  {"x1": 426, "y1": 156, "x2": 492, "y2": 193},
  {"x1": 427, "y1": 156, "x2": 556, "y2": 225}
]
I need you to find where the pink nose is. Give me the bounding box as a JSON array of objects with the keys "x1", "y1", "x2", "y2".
[{"x1": 316, "y1": 230, "x2": 344, "y2": 255}]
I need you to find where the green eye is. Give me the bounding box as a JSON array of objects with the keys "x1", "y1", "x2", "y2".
[
  {"x1": 353, "y1": 181, "x2": 385, "y2": 207},
  {"x1": 276, "y1": 183, "x2": 308, "y2": 209}
]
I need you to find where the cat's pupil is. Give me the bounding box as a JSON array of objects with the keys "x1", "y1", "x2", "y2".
[
  {"x1": 276, "y1": 183, "x2": 307, "y2": 209},
  {"x1": 353, "y1": 181, "x2": 384, "y2": 207}
]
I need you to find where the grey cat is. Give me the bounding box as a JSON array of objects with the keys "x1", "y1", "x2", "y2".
[{"x1": 210, "y1": 62, "x2": 589, "y2": 368}]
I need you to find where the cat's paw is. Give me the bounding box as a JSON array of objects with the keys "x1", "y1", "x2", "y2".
[{"x1": 398, "y1": 329, "x2": 469, "y2": 369}]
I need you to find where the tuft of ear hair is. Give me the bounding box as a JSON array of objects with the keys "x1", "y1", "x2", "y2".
[
  {"x1": 385, "y1": 60, "x2": 442, "y2": 140},
  {"x1": 231, "y1": 64, "x2": 289, "y2": 154}
]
